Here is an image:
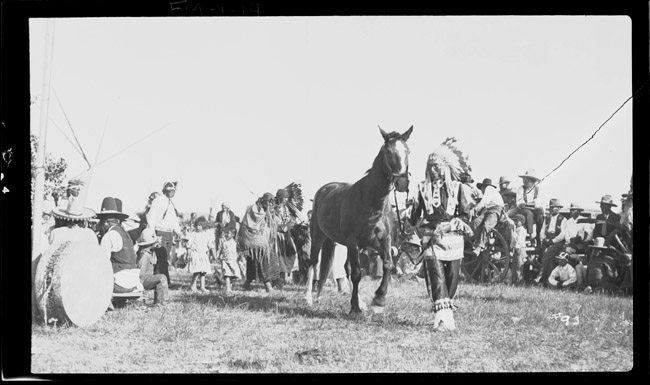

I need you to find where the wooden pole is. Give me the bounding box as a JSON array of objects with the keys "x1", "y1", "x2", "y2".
[
  {"x1": 32, "y1": 19, "x2": 55, "y2": 322},
  {"x1": 32, "y1": 19, "x2": 55, "y2": 261}
]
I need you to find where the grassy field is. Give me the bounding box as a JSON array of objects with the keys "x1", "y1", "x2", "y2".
[{"x1": 30, "y1": 265, "x2": 634, "y2": 374}]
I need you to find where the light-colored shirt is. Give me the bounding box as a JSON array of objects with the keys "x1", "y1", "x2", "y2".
[
  {"x1": 146, "y1": 195, "x2": 181, "y2": 233},
  {"x1": 553, "y1": 217, "x2": 594, "y2": 244},
  {"x1": 475, "y1": 185, "x2": 504, "y2": 213},
  {"x1": 100, "y1": 225, "x2": 123, "y2": 258},
  {"x1": 540, "y1": 214, "x2": 564, "y2": 241},
  {"x1": 100, "y1": 225, "x2": 143, "y2": 290},
  {"x1": 548, "y1": 263, "x2": 577, "y2": 287},
  {"x1": 516, "y1": 185, "x2": 542, "y2": 209},
  {"x1": 514, "y1": 226, "x2": 527, "y2": 248},
  {"x1": 48, "y1": 226, "x2": 98, "y2": 246}
]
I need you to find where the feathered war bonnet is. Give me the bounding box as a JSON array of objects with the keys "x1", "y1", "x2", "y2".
[{"x1": 425, "y1": 137, "x2": 472, "y2": 187}]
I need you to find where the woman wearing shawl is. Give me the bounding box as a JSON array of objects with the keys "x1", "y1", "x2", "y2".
[
  {"x1": 409, "y1": 137, "x2": 473, "y2": 332},
  {"x1": 239, "y1": 193, "x2": 280, "y2": 292}
]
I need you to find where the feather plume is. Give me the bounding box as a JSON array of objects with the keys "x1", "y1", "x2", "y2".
[
  {"x1": 283, "y1": 182, "x2": 304, "y2": 214},
  {"x1": 427, "y1": 137, "x2": 471, "y2": 181}
]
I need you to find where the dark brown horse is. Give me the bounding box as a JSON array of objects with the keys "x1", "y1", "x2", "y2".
[{"x1": 304, "y1": 126, "x2": 413, "y2": 313}]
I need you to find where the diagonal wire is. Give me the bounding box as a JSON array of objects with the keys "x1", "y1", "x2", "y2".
[
  {"x1": 528, "y1": 77, "x2": 649, "y2": 194},
  {"x1": 95, "y1": 122, "x2": 172, "y2": 167},
  {"x1": 52, "y1": 87, "x2": 91, "y2": 168},
  {"x1": 32, "y1": 100, "x2": 85, "y2": 159}
]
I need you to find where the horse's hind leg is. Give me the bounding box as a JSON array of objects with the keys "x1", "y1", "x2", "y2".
[{"x1": 304, "y1": 225, "x2": 326, "y2": 306}]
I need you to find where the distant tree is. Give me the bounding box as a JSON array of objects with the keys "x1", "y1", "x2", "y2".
[{"x1": 30, "y1": 134, "x2": 68, "y2": 206}]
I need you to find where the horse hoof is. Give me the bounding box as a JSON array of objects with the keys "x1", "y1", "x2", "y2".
[
  {"x1": 370, "y1": 304, "x2": 384, "y2": 314},
  {"x1": 304, "y1": 295, "x2": 313, "y2": 306},
  {"x1": 349, "y1": 308, "x2": 363, "y2": 315}
]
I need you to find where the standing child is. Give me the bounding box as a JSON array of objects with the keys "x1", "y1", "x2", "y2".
[
  {"x1": 187, "y1": 216, "x2": 214, "y2": 292},
  {"x1": 217, "y1": 228, "x2": 241, "y2": 292},
  {"x1": 511, "y1": 214, "x2": 528, "y2": 285}
]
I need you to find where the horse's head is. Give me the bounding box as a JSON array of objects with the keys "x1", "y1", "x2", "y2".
[{"x1": 379, "y1": 125, "x2": 413, "y2": 192}]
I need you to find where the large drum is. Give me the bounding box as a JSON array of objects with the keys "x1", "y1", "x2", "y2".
[{"x1": 33, "y1": 239, "x2": 113, "y2": 327}]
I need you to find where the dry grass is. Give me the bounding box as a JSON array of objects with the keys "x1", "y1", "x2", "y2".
[{"x1": 30, "y1": 266, "x2": 634, "y2": 374}]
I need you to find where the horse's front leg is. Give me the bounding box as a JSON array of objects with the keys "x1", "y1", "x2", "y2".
[
  {"x1": 371, "y1": 237, "x2": 392, "y2": 312},
  {"x1": 347, "y1": 245, "x2": 365, "y2": 314}
]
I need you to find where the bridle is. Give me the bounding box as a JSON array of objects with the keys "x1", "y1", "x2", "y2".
[
  {"x1": 381, "y1": 142, "x2": 411, "y2": 185},
  {"x1": 382, "y1": 141, "x2": 411, "y2": 236}
]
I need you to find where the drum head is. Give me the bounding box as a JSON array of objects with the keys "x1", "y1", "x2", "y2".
[{"x1": 58, "y1": 240, "x2": 113, "y2": 327}]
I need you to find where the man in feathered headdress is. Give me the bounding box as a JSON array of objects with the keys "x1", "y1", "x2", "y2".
[{"x1": 409, "y1": 137, "x2": 473, "y2": 332}]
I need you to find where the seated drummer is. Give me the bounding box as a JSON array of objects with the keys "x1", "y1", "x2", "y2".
[{"x1": 96, "y1": 197, "x2": 144, "y2": 294}]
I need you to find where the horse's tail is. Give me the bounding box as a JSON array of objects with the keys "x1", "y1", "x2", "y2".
[{"x1": 317, "y1": 238, "x2": 336, "y2": 296}]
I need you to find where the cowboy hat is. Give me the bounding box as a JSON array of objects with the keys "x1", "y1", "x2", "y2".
[
  {"x1": 548, "y1": 199, "x2": 563, "y2": 208},
  {"x1": 136, "y1": 228, "x2": 162, "y2": 247},
  {"x1": 95, "y1": 197, "x2": 130, "y2": 220},
  {"x1": 596, "y1": 195, "x2": 617, "y2": 207},
  {"x1": 518, "y1": 168, "x2": 540, "y2": 182},
  {"x1": 588, "y1": 237, "x2": 608, "y2": 249},
  {"x1": 498, "y1": 176, "x2": 511, "y2": 185},
  {"x1": 476, "y1": 178, "x2": 495, "y2": 190},
  {"x1": 568, "y1": 202, "x2": 584, "y2": 211}
]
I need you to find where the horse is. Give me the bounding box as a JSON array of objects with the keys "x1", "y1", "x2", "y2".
[{"x1": 304, "y1": 125, "x2": 413, "y2": 314}]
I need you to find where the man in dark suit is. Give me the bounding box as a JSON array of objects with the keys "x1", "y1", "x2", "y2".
[{"x1": 593, "y1": 195, "x2": 621, "y2": 240}]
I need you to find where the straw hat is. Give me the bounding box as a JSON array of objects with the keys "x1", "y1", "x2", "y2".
[
  {"x1": 95, "y1": 197, "x2": 129, "y2": 220},
  {"x1": 588, "y1": 237, "x2": 608, "y2": 249},
  {"x1": 136, "y1": 228, "x2": 161, "y2": 247},
  {"x1": 518, "y1": 168, "x2": 540, "y2": 182},
  {"x1": 50, "y1": 180, "x2": 96, "y2": 221},
  {"x1": 548, "y1": 199, "x2": 563, "y2": 208},
  {"x1": 596, "y1": 195, "x2": 617, "y2": 207},
  {"x1": 568, "y1": 202, "x2": 584, "y2": 211}
]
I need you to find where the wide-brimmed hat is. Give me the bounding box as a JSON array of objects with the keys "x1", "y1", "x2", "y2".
[
  {"x1": 513, "y1": 214, "x2": 526, "y2": 224},
  {"x1": 476, "y1": 178, "x2": 495, "y2": 190},
  {"x1": 50, "y1": 180, "x2": 96, "y2": 221},
  {"x1": 96, "y1": 197, "x2": 130, "y2": 220},
  {"x1": 548, "y1": 199, "x2": 563, "y2": 208},
  {"x1": 568, "y1": 202, "x2": 584, "y2": 211},
  {"x1": 555, "y1": 252, "x2": 569, "y2": 261},
  {"x1": 162, "y1": 181, "x2": 177, "y2": 192},
  {"x1": 588, "y1": 237, "x2": 608, "y2": 249},
  {"x1": 518, "y1": 168, "x2": 540, "y2": 182},
  {"x1": 498, "y1": 176, "x2": 511, "y2": 185},
  {"x1": 136, "y1": 228, "x2": 162, "y2": 247},
  {"x1": 596, "y1": 195, "x2": 617, "y2": 207}
]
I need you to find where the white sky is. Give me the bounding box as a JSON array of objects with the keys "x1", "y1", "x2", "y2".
[{"x1": 29, "y1": 16, "x2": 633, "y2": 218}]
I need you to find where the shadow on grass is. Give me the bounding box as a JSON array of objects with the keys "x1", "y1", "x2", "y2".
[{"x1": 176, "y1": 285, "x2": 365, "y2": 321}]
